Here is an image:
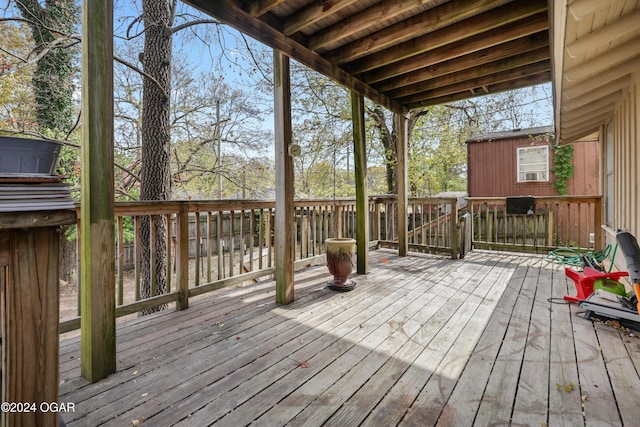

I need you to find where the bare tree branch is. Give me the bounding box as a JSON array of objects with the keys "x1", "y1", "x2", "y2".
[
  {"x1": 171, "y1": 18, "x2": 221, "y2": 34},
  {"x1": 115, "y1": 161, "x2": 141, "y2": 182},
  {"x1": 114, "y1": 55, "x2": 169, "y2": 100}
]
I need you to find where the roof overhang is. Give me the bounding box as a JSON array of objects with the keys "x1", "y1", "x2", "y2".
[
  {"x1": 551, "y1": 0, "x2": 640, "y2": 142},
  {"x1": 183, "y1": 0, "x2": 551, "y2": 114}
]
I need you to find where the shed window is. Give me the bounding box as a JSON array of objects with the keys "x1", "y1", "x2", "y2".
[{"x1": 517, "y1": 146, "x2": 548, "y2": 182}]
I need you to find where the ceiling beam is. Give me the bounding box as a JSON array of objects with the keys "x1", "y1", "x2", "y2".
[
  {"x1": 390, "y1": 50, "x2": 549, "y2": 100},
  {"x1": 308, "y1": 0, "x2": 493, "y2": 52},
  {"x1": 341, "y1": 7, "x2": 548, "y2": 74},
  {"x1": 326, "y1": 0, "x2": 542, "y2": 65},
  {"x1": 406, "y1": 72, "x2": 551, "y2": 109},
  {"x1": 183, "y1": 0, "x2": 402, "y2": 113},
  {"x1": 247, "y1": 0, "x2": 286, "y2": 17},
  {"x1": 374, "y1": 34, "x2": 548, "y2": 92},
  {"x1": 283, "y1": 0, "x2": 359, "y2": 36},
  {"x1": 566, "y1": 9, "x2": 640, "y2": 58},
  {"x1": 400, "y1": 63, "x2": 549, "y2": 107}
]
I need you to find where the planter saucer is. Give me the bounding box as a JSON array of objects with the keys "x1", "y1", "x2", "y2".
[{"x1": 327, "y1": 280, "x2": 356, "y2": 292}]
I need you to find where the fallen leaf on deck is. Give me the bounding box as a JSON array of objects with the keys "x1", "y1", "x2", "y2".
[{"x1": 300, "y1": 361, "x2": 309, "y2": 368}]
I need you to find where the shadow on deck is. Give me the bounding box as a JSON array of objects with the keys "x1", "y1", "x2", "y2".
[{"x1": 58, "y1": 249, "x2": 640, "y2": 426}]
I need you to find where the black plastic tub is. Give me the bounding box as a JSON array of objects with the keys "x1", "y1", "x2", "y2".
[{"x1": 0, "y1": 136, "x2": 62, "y2": 175}]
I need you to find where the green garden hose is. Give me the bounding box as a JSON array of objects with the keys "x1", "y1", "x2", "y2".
[{"x1": 545, "y1": 243, "x2": 616, "y2": 272}]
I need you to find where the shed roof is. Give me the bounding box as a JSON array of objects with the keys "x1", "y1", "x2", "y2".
[{"x1": 465, "y1": 125, "x2": 553, "y2": 143}]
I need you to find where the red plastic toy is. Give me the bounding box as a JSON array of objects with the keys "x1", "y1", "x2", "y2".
[{"x1": 564, "y1": 267, "x2": 629, "y2": 303}]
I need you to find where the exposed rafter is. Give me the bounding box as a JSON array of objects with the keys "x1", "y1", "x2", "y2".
[
  {"x1": 185, "y1": 0, "x2": 551, "y2": 112},
  {"x1": 554, "y1": 1, "x2": 640, "y2": 142}
]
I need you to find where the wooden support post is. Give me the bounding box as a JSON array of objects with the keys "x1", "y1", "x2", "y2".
[
  {"x1": 176, "y1": 203, "x2": 189, "y2": 310},
  {"x1": 352, "y1": 91, "x2": 369, "y2": 273},
  {"x1": 80, "y1": 0, "x2": 115, "y2": 383},
  {"x1": 0, "y1": 210, "x2": 76, "y2": 426},
  {"x1": 396, "y1": 113, "x2": 409, "y2": 256},
  {"x1": 273, "y1": 50, "x2": 295, "y2": 304}
]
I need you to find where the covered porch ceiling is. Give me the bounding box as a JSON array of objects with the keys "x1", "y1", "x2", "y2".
[
  {"x1": 552, "y1": 0, "x2": 640, "y2": 142},
  {"x1": 184, "y1": 0, "x2": 551, "y2": 114}
]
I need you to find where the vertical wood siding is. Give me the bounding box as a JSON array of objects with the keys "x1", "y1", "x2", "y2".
[
  {"x1": 612, "y1": 81, "x2": 640, "y2": 236},
  {"x1": 467, "y1": 134, "x2": 599, "y2": 197}
]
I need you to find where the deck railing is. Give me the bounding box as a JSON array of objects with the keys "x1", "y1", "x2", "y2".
[
  {"x1": 61, "y1": 196, "x2": 461, "y2": 331},
  {"x1": 61, "y1": 199, "x2": 362, "y2": 331},
  {"x1": 62, "y1": 196, "x2": 595, "y2": 330},
  {"x1": 371, "y1": 196, "x2": 460, "y2": 258},
  {"x1": 466, "y1": 196, "x2": 602, "y2": 253}
]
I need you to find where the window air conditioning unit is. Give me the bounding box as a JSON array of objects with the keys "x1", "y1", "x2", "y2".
[{"x1": 525, "y1": 172, "x2": 542, "y2": 181}]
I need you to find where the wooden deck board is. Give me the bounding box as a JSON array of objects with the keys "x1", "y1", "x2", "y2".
[
  {"x1": 511, "y1": 258, "x2": 551, "y2": 426},
  {"x1": 435, "y1": 260, "x2": 529, "y2": 426},
  {"x1": 398, "y1": 257, "x2": 520, "y2": 426},
  {"x1": 58, "y1": 249, "x2": 640, "y2": 427},
  {"x1": 548, "y1": 263, "x2": 583, "y2": 427},
  {"x1": 472, "y1": 257, "x2": 538, "y2": 426},
  {"x1": 271, "y1": 253, "x2": 500, "y2": 427}
]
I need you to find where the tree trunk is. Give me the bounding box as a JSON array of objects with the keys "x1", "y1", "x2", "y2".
[
  {"x1": 16, "y1": 0, "x2": 76, "y2": 137},
  {"x1": 139, "y1": 0, "x2": 175, "y2": 313},
  {"x1": 369, "y1": 106, "x2": 427, "y2": 195}
]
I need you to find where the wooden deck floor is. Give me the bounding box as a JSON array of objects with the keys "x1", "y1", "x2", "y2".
[{"x1": 59, "y1": 249, "x2": 640, "y2": 426}]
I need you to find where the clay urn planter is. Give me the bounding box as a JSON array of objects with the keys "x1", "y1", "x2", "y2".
[{"x1": 325, "y1": 237, "x2": 356, "y2": 291}]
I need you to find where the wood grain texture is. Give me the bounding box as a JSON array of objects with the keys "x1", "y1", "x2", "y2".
[
  {"x1": 57, "y1": 249, "x2": 640, "y2": 426},
  {"x1": 352, "y1": 91, "x2": 369, "y2": 274},
  {"x1": 274, "y1": 51, "x2": 295, "y2": 304},
  {"x1": 80, "y1": 0, "x2": 116, "y2": 383},
  {"x1": 2, "y1": 228, "x2": 60, "y2": 426}
]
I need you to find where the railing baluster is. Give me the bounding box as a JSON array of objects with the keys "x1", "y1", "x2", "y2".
[
  {"x1": 239, "y1": 209, "x2": 245, "y2": 272},
  {"x1": 267, "y1": 208, "x2": 273, "y2": 268},
  {"x1": 76, "y1": 219, "x2": 82, "y2": 316},
  {"x1": 258, "y1": 208, "x2": 264, "y2": 270},
  {"x1": 166, "y1": 213, "x2": 172, "y2": 292},
  {"x1": 207, "y1": 211, "x2": 212, "y2": 282},
  {"x1": 117, "y1": 216, "x2": 124, "y2": 306},
  {"x1": 176, "y1": 204, "x2": 189, "y2": 311},
  {"x1": 195, "y1": 211, "x2": 201, "y2": 286},
  {"x1": 249, "y1": 209, "x2": 255, "y2": 272},
  {"x1": 229, "y1": 210, "x2": 235, "y2": 277},
  {"x1": 150, "y1": 215, "x2": 157, "y2": 298},
  {"x1": 134, "y1": 215, "x2": 141, "y2": 301},
  {"x1": 217, "y1": 210, "x2": 223, "y2": 280}
]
